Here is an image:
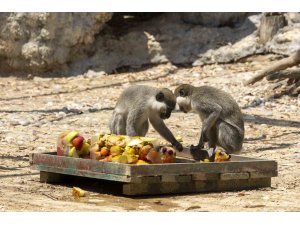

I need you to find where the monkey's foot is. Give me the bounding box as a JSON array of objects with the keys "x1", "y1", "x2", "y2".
[{"x1": 190, "y1": 145, "x2": 209, "y2": 161}]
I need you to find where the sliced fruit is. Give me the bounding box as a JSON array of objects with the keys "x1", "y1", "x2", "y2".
[
  {"x1": 68, "y1": 147, "x2": 76, "y2": 157},
  {"x1": 146, "y1": 149, "x2": 162, "y2": 163},
  {"x1": 64, "y1": 130, "x2": 79, "y2": 143},
  {"x1": 111, "y1": 155, "x2": 121, "y2": 162},
  {"x1": 110, "y1": 145, "x2": 123, "y2": 156},
  {"x1": 118, "y1": 155, "x2": 129, "y2": 164},
  {"x1": 176, "y1": 135, "x2": 183, "y2": 142},
  {"x1": 126, "y1": 154, "x2": 138, "y2": 164},
  {"x1": 72, "y1": 135, "x2": 84, "y2": 150},
  {"x1": 100, "y1": 147, "x2": 109, "y2": 156},
  {"x1": 127, "y1": 138, "x2": 143, "y2": 146},
  {"x1": 139, "y1": 145, "x2": 152, "y2": 160},
  {"x1": 80, "y1": 142, "x2": 90, "y2": 154},
  {"x1": 136, "y1": 160, "x2": 149, "y2": 165}
]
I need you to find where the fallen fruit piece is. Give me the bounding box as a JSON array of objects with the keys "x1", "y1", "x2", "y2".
[{"x1": 72, "y1": 187, "x2": 85, "y2": 198}]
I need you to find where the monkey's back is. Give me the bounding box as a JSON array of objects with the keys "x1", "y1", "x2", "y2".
[
  {"x1": 193, "y1": 86, "x2": 244, "y2": 131},
  {"x1": 114, "y1": 85, "x2": 157, "y2": 112}
]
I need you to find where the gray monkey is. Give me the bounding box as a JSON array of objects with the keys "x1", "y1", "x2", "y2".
[
  {"x1": 109, "y1": 85, "x2": 183, "y2": 151},
  {"x1": 174, "y1": 84, "x2": 244, "y2": 159}
]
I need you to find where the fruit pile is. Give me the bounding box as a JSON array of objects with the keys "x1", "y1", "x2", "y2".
[
  {"x1": 57, "y1": 131, "x2": 176, "y2": 164},
  {"x1": 57, "y1": 130, "x2": 90, "y2": 158}
]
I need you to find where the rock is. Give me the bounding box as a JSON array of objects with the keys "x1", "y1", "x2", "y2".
[
  {"x1": 266, "y1": 24, "x2": 300, "y2": 56},
  {"x1": 181, "y1": 13, "x2": 249, "y2": 27},
  {"x1": 0, "y1": 13, "x2": 112, "y2": 74}
]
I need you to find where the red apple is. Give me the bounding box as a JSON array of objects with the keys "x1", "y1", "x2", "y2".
[{"x1": 72, "y1": 135, "x2": 84, "y2": 150}]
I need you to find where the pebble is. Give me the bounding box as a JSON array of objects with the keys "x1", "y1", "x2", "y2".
[
  {"x1": 57, "y1": 111, "x2": 67, "y2": 118},
  {"x1": 18, "y1": 119, "x2": 30, "y2": 126}
]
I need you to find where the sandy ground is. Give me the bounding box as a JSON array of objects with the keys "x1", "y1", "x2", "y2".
[{"x1": 0, "y1": 55, "x2": 299, "y2": 211}]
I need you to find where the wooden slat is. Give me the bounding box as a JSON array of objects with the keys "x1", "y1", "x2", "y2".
[
  {"x1": 33, "y1": 165, "x2": 131, "y2": 182},
  {"x1": 130, "y1": 176, "x2": 161, "y2": 184},
  {"x1": 128, "y1": 160, "x2": 277, "y2": 177},
  {"x1": 220, "y1": 172, "x2": 250, "y2": 180},
  {"x1": 31, "y1": 153, "x2": 131, "y2": 176},
  {"x1": 192, "y1": 173, "x2": 219, "y2": 180},
  {"x1": 122, "y1": 178, "x2": 271, "y2": 196},
  {"x1": 40, "y1": 171, "x2": 65, "y2": 183},
  {"x1": 161, "y1": 175, "x2": 192, "y2": 183},
  {"x1": 250, "y1": 170, "x2": 278, "y2": 178}
]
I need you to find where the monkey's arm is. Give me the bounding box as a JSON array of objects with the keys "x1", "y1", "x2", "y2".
[
  {"x1": 126, "y1": 109, "x2": 143, "y2": 136},
  {"x1": 149, "y1": 116, "x2": 183, "y2": 151},
  {"x1": 192, "y1": 103, "x2": 222, "y2": 150}
]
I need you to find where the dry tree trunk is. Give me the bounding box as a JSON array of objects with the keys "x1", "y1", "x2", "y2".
[
  {"x1": 244, "y1": 50, "x2": 300, "y2": 85},
  {"x1": 259, "y1": 13, "x2": 287, "y2": 44}
]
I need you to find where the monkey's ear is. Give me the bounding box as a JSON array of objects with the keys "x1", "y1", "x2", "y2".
[{"x1": 156, "y1": 92, "x2": 165, "y2": 102}]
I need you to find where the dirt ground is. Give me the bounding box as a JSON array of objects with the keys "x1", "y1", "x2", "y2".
[{"x1": 0, "y1": 55, "x2": 299, "y2": 212}]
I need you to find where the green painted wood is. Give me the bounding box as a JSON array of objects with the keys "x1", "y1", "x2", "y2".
[
  {"x1": 31, "y1": 153, "x2": 131, "y2": 176},
  {"x1": 31, "y1": 153, "x2": 277, "y2": 185},
  {"x1": 34, "y1": 165, "x2": 132, "y2": 182}
]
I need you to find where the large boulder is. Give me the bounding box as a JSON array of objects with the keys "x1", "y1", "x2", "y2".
[{"x1": 0, "y1": 13, "x2": 112, "y2": 74}]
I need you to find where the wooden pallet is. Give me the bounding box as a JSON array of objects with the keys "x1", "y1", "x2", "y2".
[{"x1": 30, "y1": 152, "x2": 277, "y2": 196}]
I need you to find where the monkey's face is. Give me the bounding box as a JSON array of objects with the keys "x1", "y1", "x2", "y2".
[
  {"x1": 174, "y1": 84, "x2": 193, "y2": 113},
  {"x1": 155, "y1": 88, "x2": 176, "y2": 120}
]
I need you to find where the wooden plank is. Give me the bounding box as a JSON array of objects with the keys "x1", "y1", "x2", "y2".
[
  {"x1": 33, "y1": 165, "x2": 131, "y2": 182},
  {"x1": 220, "y1": 172, "x2": 250, "y2": 180},
  {"x1": 122, "y1": 178, "x2": 271, "y2": 196},
  {"x1": 129, "y1": 160, "x2": 277, "y2": 177},
  {"x1": 40, "y1": 171, "x2": 65, "y2": 183},
  {"x1": 250, "y1": 170, "x2": 278, "y2": 178},
  {"x1": 130, "y1": 176, "x2": 161, "y2": 184},
  {"x1": 161, "y1": 175, "x2": 192, "y2": 183},
  {"x1": 31, "y1": 153, "x2": 131, "y2": 176},
  {"x1": 192, "y1": 173, "x2": 219, "y2": 180}
]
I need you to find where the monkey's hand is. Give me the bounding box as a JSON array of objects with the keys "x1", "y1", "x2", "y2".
[{"x1": 172, "y1": 141, "x2": 183, "y2": 152}]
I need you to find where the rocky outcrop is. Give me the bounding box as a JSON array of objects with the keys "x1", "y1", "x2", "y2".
[
  {"x1": 0, "y1": 12, "x2": 299, "y2": 76},
  {"x1": 0, "y1": 13, "x2": 112, "y2": 74},
  {"x1": 181, "y1": 12, "x2": 249, "y2": 27}
]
